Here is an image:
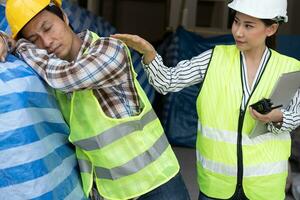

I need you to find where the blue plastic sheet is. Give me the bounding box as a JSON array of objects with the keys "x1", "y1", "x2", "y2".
[
  {"x1": 0, "y1": 4, "x2": 9, "y2": 34},
  {"x1": 157, "y1": 27, "x2": 233, "y2": 147},
  {"x1": 0, "y1": 54, "x2": 87, "y2": 199},
  {"x1": 277, "y1": 35, "x2": 300, "y2": 60}
]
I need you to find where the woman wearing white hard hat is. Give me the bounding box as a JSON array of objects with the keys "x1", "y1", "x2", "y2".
[{"x1": 112, "y1": 0, "x2": 300, "y2": 199}]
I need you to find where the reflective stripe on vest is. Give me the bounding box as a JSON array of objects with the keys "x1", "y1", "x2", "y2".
[
  {"x1": 78, "y1": 133, "x2": 169, "y2": 180},
  {"x1": 56, "y1": 31, "x2": 180, "y2": 200},
  {"x1": 196, "y1": 45, "x2": 300, "y2": 200},
  {"x1": 196, "y1": 150, "x2": 288, "y2": 177},
  {"x1": 73, "y1": 109, "x2": 157, "y2": 150},
  {"x1": 198, "y1": 123, "x2": 290, "y2": 145}
]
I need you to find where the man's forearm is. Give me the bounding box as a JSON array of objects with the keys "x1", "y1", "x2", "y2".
[{"x1": 16, "y1": 37, "x2": 130, "y2": 93}]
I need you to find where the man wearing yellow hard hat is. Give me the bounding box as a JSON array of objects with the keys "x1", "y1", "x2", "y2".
[{"x1": 0, "y1": 0, "x2": 191, "y2": 200}]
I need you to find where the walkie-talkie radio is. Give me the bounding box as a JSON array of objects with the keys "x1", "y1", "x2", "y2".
[{"x1": 250, "y1": 98, "x2": 282, "y2": 114}]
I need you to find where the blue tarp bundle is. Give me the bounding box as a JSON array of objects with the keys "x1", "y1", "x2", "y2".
[
  {"x1": 158, "y1": 26, "x2": 300, "y2": 148},
  {"x1": 0, "y1": 3, "x2": 9, "y2": 33},
  {"x1": 0, "y1": 54, "x2": 87, "y2": 199}
]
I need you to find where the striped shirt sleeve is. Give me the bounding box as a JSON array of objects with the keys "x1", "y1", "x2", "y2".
[
  {"x1": 268, "y1": 89, "x2": 300, "y2": 134},
  {"x1": 142, "y1": 49, "x2": 212, "y2": 94}
]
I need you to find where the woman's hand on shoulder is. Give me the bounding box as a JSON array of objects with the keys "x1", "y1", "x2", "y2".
[{"x1": 111, "y1": 33, "x2": 156, "y2": 64}]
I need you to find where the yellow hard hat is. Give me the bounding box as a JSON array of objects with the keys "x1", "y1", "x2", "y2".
[{"x1": 6, "y1": 0, "x2": 62, "y2": 39}]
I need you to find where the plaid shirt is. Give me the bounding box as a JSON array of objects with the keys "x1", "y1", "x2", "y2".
[{"x1": 16, "y1": 30, "x2": 140, "y2": 118}]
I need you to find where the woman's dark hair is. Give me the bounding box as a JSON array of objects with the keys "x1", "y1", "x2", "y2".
[
  {"x1": 229, "y1": 9, "x2": 281, "y2": 50},
  {"x1": 261, "y1": 19, "x2": 280, "y2": 50}
]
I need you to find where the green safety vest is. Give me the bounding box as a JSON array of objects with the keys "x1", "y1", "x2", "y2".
[
  {"x1": 196, "y1": 45, "x2": 300, "y2": 200},
  {"x1": 56, "y1": 32, "x2": 179, "y2": 200}
]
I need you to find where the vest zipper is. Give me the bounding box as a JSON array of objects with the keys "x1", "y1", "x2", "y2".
[
  {"x1": 237, "y1": 108, "x2": 245, "y2": 187},
  {"x1": 233, "y1": 107, "x2": 248, "y2": 200},
  {"x1": 235, "y1": 54, "x2": 247, "y2": 196},
  {"x1": 232, "y1": 51, "x2": 271, "y2": 200}
]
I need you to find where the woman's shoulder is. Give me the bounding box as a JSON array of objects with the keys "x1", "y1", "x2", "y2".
[
  {"x1": 212, "y1": 44, "x2": 239, "y2": 56},
  {"x1": 270, "y1": 48, "x2": 300, "y2": 63}
]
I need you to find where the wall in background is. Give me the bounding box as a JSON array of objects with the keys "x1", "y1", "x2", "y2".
[{"x1": 75, "y1": 0, "x2": 300, "y2": 41}]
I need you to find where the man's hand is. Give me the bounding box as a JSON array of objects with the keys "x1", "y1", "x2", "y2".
[
  {"x1": 249, "y1": 107, "x2": 283, "y2": 124},
  {"x1": 0, "y1": 33, "x2": 15, "y2": 62},
  {"x1": 111, "y1": 34, "x2": 156, "y2": 65},
  {"x1": 0, "y1": 34, "x2": 8, "y2": 62}
]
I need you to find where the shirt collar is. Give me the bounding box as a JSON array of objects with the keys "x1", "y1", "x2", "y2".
[{"x1": 75, "y1": 30, "x2": 94, "y2": 61}]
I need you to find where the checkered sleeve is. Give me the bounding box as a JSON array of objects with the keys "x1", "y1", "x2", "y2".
[{"x1": 16, "y1": 36, "x2": 130, "y2": 93}]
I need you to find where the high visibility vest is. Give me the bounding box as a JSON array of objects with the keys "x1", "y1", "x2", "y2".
[
  {"x1": 56, "y1": 32, "x2": 179, "y2": 200},
  {"x1": 196, "y1": 45, "x2": 300, "y2": 200}
]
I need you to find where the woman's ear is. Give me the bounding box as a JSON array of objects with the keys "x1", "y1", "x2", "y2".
[{"x1": 266, "y1": 23, "x2": 279, "y2": 37}]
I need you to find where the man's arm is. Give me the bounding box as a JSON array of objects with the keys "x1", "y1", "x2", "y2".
[{"x1": 16, "y1": 36, "x2": 131, "y2": 93}]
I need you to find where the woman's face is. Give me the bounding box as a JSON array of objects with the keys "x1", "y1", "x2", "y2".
[{"x1": 231, "y1": 12, "x2": 278, "y2": 52}]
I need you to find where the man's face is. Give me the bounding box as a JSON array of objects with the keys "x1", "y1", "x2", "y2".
[{"x1": 21, "y1": 9, "x2": 74, "y2": 60}]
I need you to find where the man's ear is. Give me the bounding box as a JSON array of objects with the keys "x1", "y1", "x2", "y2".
[
  {"x1": 266, "y1": 23, "x2": 279, "y2": 37},
  {"x1": 62, "y1": 9, "x2": 69, "y2": 25}
]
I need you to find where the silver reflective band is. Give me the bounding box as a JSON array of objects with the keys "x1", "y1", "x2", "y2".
[
  {"x1": 197, "y1": 150, "x2": 236, "y2": 176},
  {"x1": 95, "y1": 133, "x2": 169, "y2": 180},
  {"x1": 197, "y1": 151, "x2": 287, "y2": 177},
  {"x1": 73, "y1": 109, "x2": 158, "y2": 151},
  {"x1": 243, "y1": 160, "x2": 287, "y2": 177},
  {"x1": 198, "y1": 123, "x2": 290, "y2": 145},
  {"x1": 78, "y1": 158, "x2": 93, "y2": 173}
]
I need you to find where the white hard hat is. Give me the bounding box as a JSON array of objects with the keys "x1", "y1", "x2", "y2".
[{"x1": 228, "y1": 0, "x2": 288, "y2": 23}]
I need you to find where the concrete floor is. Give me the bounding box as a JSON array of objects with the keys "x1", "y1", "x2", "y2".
[
  {"x1": 173, "y1": 146, "x2": 296, "y2": 200},
  {"x1": 173, "y1": 147, "x2": 198, "y2": 200}
]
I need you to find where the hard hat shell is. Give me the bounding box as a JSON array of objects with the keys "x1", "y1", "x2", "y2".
[
  {"x1": 6, "y1": 0, "x2": 62, "y2": 39},
  {"x1": 228, "y1": 0, "x2": 288, "y2": 23}
]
